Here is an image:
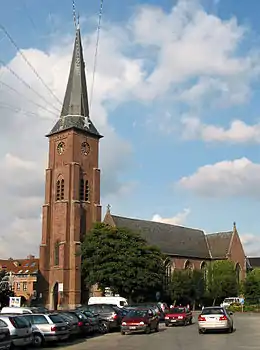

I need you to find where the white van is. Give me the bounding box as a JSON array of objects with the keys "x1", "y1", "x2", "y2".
[
  {"x1": 88, "y1": 296, "x2": 128, "y2": 308},
  {"x1": 1, "y1": 307, "x2": 33, "y2": 314},
  {"x1": 220, "y1": 297, "x2": 243, "y2": 308}
]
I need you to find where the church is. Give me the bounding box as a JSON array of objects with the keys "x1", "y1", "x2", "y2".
[{"x1": 39, "y1": 24, "x2": 246, "y2": 310}]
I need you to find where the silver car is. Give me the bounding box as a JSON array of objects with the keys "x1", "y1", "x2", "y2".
[
  {"x1": 198, "y1": 306, "x2": 233, "y2": 334},
  {"x1": 20, "y1": 313, "x2": 69, "y2": 347},
  {"x1": 0, "y1": 315, "x2": 32, "y2": 347}
]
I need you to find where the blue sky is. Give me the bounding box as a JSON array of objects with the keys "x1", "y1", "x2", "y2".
[{"x1": 0, "y1": 0, "x2": 260, "y2": 257}]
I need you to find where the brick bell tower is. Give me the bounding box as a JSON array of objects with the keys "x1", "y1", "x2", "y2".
[{"x1": 39, "y1": 25, "x2": 103, "y2": 309}]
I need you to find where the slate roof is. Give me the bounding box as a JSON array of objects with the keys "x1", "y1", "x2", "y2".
[
  {"x1": 206, "y1": 232, "x2": 233, "y2": 258},
  {"x1": 110, "y1": 215, "x2": 211, "y2": 259},
  {"x1": 248, "y1": 257, "x2": 260, "y2": 268},
  {"x1": 0, "y1": 257, "x2": 39, "y2": 275},
  {"x1": 47, "y1": 27, "x2": 102, "y2": 139}
]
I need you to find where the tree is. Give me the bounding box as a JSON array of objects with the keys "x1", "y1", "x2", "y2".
[
  {"x1": 207, "y1": 260, "x2": 238, "y2": 305},
  {"x1": 0, "y1": 271, "x2": 14, "y2": 307},
  {"x1": 81, "y1": 223, "x2": 166, "y2": 302},
  {"x1": 169, "y1": 270, "x2": 205, "y2": 307},
  {"x1": 243, "y1": 268, "x2": 260, "y2": 303}
]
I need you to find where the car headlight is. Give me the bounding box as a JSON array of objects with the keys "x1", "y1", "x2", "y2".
[
  {"x1": 178, "y1": 316, "x2": 183, "y2": 319},
  {"x1": 165, "y1": 316, "x2": 169, "y2": 319},
  {"x1": 139, "y1": 321, "x2": 144, "y2": 325},
  {"x1": 122, "y1": 322, "x2": 126, "y2": 326}
]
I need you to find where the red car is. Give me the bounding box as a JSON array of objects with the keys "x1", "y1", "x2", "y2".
[
  {"x1": 121, "y1": 308, "x2": 159, "y2": 334},
  {"x1": 165, "y1": 307, "x2": 192, "y2": 327}
]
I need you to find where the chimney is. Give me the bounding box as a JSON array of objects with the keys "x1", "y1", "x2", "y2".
[{"x1": 27, "y1": 255, "x2": 35, "y2": 260}]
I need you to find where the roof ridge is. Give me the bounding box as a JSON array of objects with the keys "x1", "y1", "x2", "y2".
[{"x1": 111, "y1": 214, "x2": 204, "y2": 232}]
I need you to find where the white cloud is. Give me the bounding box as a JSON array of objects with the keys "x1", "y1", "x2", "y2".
[
  {"x1": 152, "y1": 208, "x2": 190, "y2": 225},
  {"x1": 241, "y1": 234, "x2": 260, "y2": 257},
  {"x1": 178, "y1": 158, "x2": 260, "y2": 198},
  {"x1": 130, "y1": 0, "x2": 259, "y2": 103},
  {"x1": 182, "y1": 117, "x2": 260, "y2": 143}
]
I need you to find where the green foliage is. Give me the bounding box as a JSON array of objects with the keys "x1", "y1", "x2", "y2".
[
  {"x1": 207, "y1": 260, "x2": 238, "y2": 304},
  {"x1": 0, "y1": 271, "x2": 14, "y2": 307},
  {"x1": 81, "y1": 223, "x2": 166, "y2": 301},
  {"x1": 243, "y1": 268, "x2": 260, "y2": 301},
  {"x1": 169, "y1": 270, "x2": 205, "y2": 304}
]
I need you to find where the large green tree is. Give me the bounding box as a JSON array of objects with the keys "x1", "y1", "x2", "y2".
[
  {"x1": 207, "y1": 260, "x2": 238, "y2": 305},
  {"x1": 81, "y1": 223, "x2": 166, "y2": 301},
  {"x1": 169, "y1": 270, "x2": 205, "y2": 306},
  {"x1": 243, "y1": 268, "x2": 260, "y2": 303}
]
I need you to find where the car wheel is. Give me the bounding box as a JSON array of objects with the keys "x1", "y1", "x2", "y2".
[
  {"x1": 145, "y1": 326, "x2": 151, "y2": 334},
  {"x1": 33, "y1": 333, "x2": 44, "y2": 348},
  {"x1": 121, "y1": 331, "x2": 125, "y2": 335},
  {"x1": 155, "y1": 323, "x2": 159, "y2": 332},
  {"x1": 228, "y1": 325, "x2": 234, "y2": 333},
  {"x1": 165, "y1": 323, "x2": 169, "y2": 327},
  {"x1": 189, "y1": 318, "x2": 193, "y2": 325},
  {"x1": 198, "y1": 329, "x2": 204, "y2": 334}
]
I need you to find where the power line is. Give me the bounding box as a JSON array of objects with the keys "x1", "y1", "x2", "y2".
[
  {"x1": 89, "y1": 0, "x2": 104, "y2": 110},
  {"x1": 0, "y1": 79, "x2": 57, "y2": 117},
  {"x1": 0, "y1": 102, "x2": 44, "y2": 118},
  {"x1": 21, "y1": 0, "x2": 38, "y2": 35},
  {"x1": 0, "y1": 58, "x2": 61, "y2": 114},
  {"x1": 0, "y1": 23, "x2": 64, "y2": 109}
]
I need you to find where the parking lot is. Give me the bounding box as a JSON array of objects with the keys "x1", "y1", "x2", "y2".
[{"x1": 50, "y1": 313, "x2": 260, "y2": 350}]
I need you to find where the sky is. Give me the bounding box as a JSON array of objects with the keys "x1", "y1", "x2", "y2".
[{"x1": 0, "y1": 0, "x2": 260, "y2": 257}]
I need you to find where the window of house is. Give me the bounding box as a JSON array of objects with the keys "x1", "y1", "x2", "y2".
[
  {"x1": 23, "y1": 282, "x2": 27, "y2": 291},
  {"x1": 16, "y1": 282, "x2": 20, "y2": 291},
  {"x1": 54, "y1": 242, "x2": 60, "y2": 266},
  {"x1": 84, "y1": 180, "x2": 89, "y2": 201},
  {"x1": 56, "y1": 180, "x2": 61, "y2": 201},
  {"x1": 60, "y1": 179, "x2": 65, "y2": 200}
]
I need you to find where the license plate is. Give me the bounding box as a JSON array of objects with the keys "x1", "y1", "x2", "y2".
[
  {"x1": 129, "y1": 326, "x2": 136, "y2": 330},
  {"x1": 61, "y1": 327, "x2": 65, "y2": 330},
  {"x1": 171, "y1": 320, "x2": 176, "y2": 322}
]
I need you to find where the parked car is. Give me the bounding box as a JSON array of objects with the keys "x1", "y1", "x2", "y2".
[
  {"x1": 1, "y1": 307, "x2": 33, "y2": 315},
  {"x1": 20, "y1": 313, "x2": 69, "y2": 347},
  {"x1": 165, "y1": 307, "x2": 192, "y2": 326},
  {"x1": 0, "y1": 315, "x2": 32, "y2": 348},
  {"x1": 88, "y1": 296, "x2": 128, "y2": 308},
  {"x1": 198, "y1": 306, "x2": 234, "y2": 334},
  {"x1": 56, "y1": 311, "x2": 91, "y2": 336},
  {"x1": 81, "y1": 310, "x2": 100, "y2": 334},
  {"x1": 82, "y1": 304, "x2": 123, "y2": 332},
  {"x1": 0, "y1": 319, "x2": 11, "y2": 350},
  {"x1": 121, "y1": 308, "x2": 159, "y2": 335},
  {"x1": 57, "y1": 312, "x2": 82, "y2": 337}
]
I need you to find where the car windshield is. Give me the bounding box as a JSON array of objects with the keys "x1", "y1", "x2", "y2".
[
  {"x1": 202, "y1": 308, "x2": 225, "y2": 315},
  {"x1": 224, "y1": 298, "x2": 234, "y2": 303},
  {"x1": 169, "y1": 308, "x2": 185, "y2": 313},
  {"x1": 127, "y1": 310, "x2": 148, "y2": 318}
]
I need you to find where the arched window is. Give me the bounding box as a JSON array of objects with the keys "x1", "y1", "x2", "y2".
[
  {"x1": 200, "y1": 261, "x2": 207, "y2": 281},
  {"x1": 60, "y1": 179, "x2": 65, "y2": 200},
  {"x1": 79, "y1": 178, "x2": 90, "y2": 202},
  {"x1": 56, "y1": 180, "x2": 61, "y2": 201},
  {"x1": 54, "y1": 241, "x2": 60, "y2": 266},
  {"x1": 235, "y1": 263, "x2": 241, "y2": 284},
  {"x1": 84, "y1": 180, "x2": 89, "y2": 201},
  {"x1": 184, "y1": 260, "x2": 193, "y2": 270},
  {"x1": 79, "y1": 179, "x2": 84, "y2": 201}
]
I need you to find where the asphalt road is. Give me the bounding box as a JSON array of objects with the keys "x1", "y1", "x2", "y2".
[{"x1": 52, "y1": 313, "x2": 260, "y2": 350}]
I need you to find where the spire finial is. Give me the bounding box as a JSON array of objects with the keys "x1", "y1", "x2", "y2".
[
  {"x1": 72, "y1": 0, "x2": 77, "y2": 29},
  {"x1": 233, "y1": 221, "x2": 236, "y2": 231},
  {"x1": 106, "y1": 204, "x2": 111, "y2": 213}
]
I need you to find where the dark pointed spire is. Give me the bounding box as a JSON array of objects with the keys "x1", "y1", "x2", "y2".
[{"x1": 47, "y1": 26, "x2": 102, "y2": 138}]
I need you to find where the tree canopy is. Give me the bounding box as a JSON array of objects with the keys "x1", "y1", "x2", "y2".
[
  {"x1": 207, "y1": 260, "x2": 238, "y2": 304},
  {"x1": 81, "y1": 223, "x2": 166, "y2": 301},
  {"x1": 169, "y1": 270, "x2": 205, "y2": 306},
  {"x1": 243, "y1": 268, "x2": 260, "y2": 302},
  {"x1": 0, "y1": 271, "x2": 14, "y2": 307}
]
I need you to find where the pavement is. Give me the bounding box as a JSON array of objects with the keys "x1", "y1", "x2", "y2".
[{"x1": 49, "y1": 313, "x2": 260, "y2": 350}]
